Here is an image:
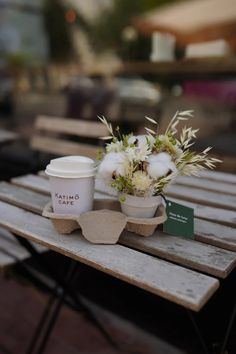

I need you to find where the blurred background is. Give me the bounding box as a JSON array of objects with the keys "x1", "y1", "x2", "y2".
[{"x1": 0, "y1": 0, "x2": 236, "y2": 176}]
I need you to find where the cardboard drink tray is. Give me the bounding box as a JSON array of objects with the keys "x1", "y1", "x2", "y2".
[{"x1": 42, "y1": 199, "x2": 167, "y2": 244}]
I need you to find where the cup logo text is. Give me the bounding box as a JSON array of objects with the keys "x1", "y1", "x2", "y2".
[{"x1": 55, "y1": 193, "x2": 80, "y2": 206}]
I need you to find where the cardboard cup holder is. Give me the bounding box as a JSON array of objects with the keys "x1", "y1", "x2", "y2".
[{"x1": 42, "y1": 199, "x2": 167, "y2": 244}]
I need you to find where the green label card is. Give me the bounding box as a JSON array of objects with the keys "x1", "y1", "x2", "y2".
[{"x1": 163, "y1": 199, "x2": 194, "y2": 239}]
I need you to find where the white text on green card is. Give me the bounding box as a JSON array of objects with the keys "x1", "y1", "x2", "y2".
[{"x1": 163, "y1": 199, "x2": 194, "y2": 239}]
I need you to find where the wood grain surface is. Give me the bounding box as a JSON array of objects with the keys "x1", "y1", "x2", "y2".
[
  {"x1": 0, "y1": 200, "x2": 219, "y2": 311},
  {"x1": 176, "y1": 176, "x2": 236, "y2": 196},
  {"x1": 35, "y1": 115, "x2": 108, "y2": 138},
  {"x1": 166, "y1": 184, "x2": 236, "y2": 211},
  {"x1": 31, "y1": 136, "x2": 100, "y2": 159},
  {"x1": 1, "y1": 182, "x2": 236, "y2": 278}
]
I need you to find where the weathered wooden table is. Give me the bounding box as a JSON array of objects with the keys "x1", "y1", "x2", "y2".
[{"x1": 0, "y1": 170, "x2": 236, "y2": 354}]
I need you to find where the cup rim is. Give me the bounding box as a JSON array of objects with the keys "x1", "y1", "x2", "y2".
[{"x1": 45, "y1": 168, "x2": 96, "y2": 178}]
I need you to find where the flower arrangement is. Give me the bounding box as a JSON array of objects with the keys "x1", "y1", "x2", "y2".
[{"x1": 97, "y1": 111, "x2": 221, "y2": 199}]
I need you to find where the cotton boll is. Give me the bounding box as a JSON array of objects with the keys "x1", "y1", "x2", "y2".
[
  {"x1": 128, "y1": 136, "x2": 137, "y2": 145},
  {"x1": 136, "y1": 135, "x2": 146, "y2": 146},
  {"x1": 97, "y1": 158, "x2": 118, "y2": 179},
  {"x1": 104, "y1": 152, "x2": 123, "y2": 162},
  {"x1": 149, "y1": 152, "x2": 172, "y2": 163},
  {"x1": 98, "y1": 152, "x2": 128, "y2": 179},
  {"x1": 147, "y1": 152, "x2": 176, "y2": 178},
  {"x1": 147, "y1": 161, "x2": 170, "y2": 179},
  {"x1": 167, "y1": 161, "x2": 177, "y2": 174}
]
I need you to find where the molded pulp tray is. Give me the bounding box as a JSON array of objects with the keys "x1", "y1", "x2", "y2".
[{"x1": 42, "y1": 199, "x2": 167, "y2": 244}]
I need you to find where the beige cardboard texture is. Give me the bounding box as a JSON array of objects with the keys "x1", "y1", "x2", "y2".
[
  {"x1": 43, "y1": 199, "x2": 167, "y2": 244},
  {"x1": 79, "y1": 210, "x2": 127, "y2": 244}
]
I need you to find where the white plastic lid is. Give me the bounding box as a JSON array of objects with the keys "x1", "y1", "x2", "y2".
[{"x1": 45, "y1": 156, "x2": 96, "y2": 178}]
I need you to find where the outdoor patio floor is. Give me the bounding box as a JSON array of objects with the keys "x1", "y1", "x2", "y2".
[{"x1": 0, "y1": 262, "x2": 178, "y2": 354}]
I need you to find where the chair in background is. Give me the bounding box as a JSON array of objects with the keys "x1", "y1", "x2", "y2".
[{"x1": 31, "y1": 115, "x2": 108, "y2": 159}]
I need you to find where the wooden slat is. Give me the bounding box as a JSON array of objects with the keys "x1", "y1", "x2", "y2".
[
  {"x1": 169, "y1": 197, "x2": 236, "y2": 228},
  {"x1": 12, "y1": 175, "x2": 236, "y2": 228},
  {"x1": 0, "y1": 230, "x2": 31, "y2": 268},
  {"x1": 0, "y1": 228, "x2": 46, "y2": 269},
  {"x1": 176, "y1": 176, "x2": 236, "y2": 196},
  {"x1": 198, "y1": 170, "x2": 236, "y2": 184},
  {"x1": 0, "y1": 200, "x2": 219, "y2": 311},
  {"x1": 0, "y1": 181, "x2": 50, "y2": 211},
  {"x1": 194, "y1": 219, "x2": 236, "y2": 252},
  {"x1": 35, "y1": 115, "x2": 108, "y2": 138},
  {"x1": 120, "y1": 231, "x2": 236, "y2": 278},
  {"x1": 12, "y1": 175, "x2": 50, "y2": 195},
  {"x1": 1, "y1": 182, "x2": 236, "y2": 278},
  {"x1": 166, "y1": 184, "x2": 236, "y2": 211},
  {"x1": 31, "y1": 135, "x2": 100, "y2": 159}
]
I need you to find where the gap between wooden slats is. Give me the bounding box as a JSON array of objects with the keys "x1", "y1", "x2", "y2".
[
  {"x1": 0, "y1": 200, "x2": 219, "y2": 311},
  {"x1": 1, "y1": 181, "x2": 236, "y2": 278}
]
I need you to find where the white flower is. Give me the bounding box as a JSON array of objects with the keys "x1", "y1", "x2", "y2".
[
  {"x1": 98, "y1": 152, "x2": 129, "y2": 179},
  {"x1": 126, "y1": 135, "x2": 152, "y2": 162},
  {"x1": 147, "y1": 152, "x2": 177, "y2": 179},
  {"x1": 131, "y1": 171, "x2": 152, "y2": 192},
  {"x1": 106, "y1": 140, "x2": 123, "y2": 153},
  {"x1": 136, "y1": 135, "x2": 155, "y2": 148},
  {"x1": 125, "y1": 147, "x2": 137, "y2": 162},
  {"x1": 135, "y1": 143, "x2": 151, "y2": 161},
  {"x1": 128, "y1": 134, "x2": 155, "y2": 149},
  {"x1": 125, "y1": 143, "x2": 151, "y2": 162}
]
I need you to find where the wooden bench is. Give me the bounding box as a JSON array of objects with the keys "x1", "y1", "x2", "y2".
[{"x1": 31, "y1": 115, "x2": 108, "y2": 159}]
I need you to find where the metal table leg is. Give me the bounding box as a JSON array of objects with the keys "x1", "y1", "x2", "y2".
[
  {"x1": 220, "y1": 301, "x2": 236, "y2": 354},
  {"x1": 12, "y1": 235, "x2": 118, "y2": 352},
  {"x1": 27, "y1": 260, "x2": 78, "y2": 354},
  {"x1": 186, "y1": 310, "x2": 210, "y2": 354}
]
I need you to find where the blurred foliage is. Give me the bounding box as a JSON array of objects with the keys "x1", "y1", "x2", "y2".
[
  {"x1": 88, "y1": 0, "x2": 179, "y2": 60},
  {"x1": 6, "y1": 53, "x2": 29, "y2": 69}
]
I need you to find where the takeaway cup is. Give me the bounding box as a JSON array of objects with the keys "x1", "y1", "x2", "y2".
[{"x1": 45, "y1": 156, "x2": 96, "y2": 215}]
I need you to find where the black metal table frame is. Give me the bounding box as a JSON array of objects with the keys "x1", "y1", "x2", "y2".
[{"x1": 10, "y1": 235, "x2": 118, "y2": 354}]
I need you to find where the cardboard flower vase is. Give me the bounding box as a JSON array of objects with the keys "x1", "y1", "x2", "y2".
[{"x1": 42, "y1": 199, "x2": 167, "y2": 244}]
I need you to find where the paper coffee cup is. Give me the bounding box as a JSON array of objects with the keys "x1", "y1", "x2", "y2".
[{"x1": 45, "y1": 156, "x2": 96, "y2": 215}]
